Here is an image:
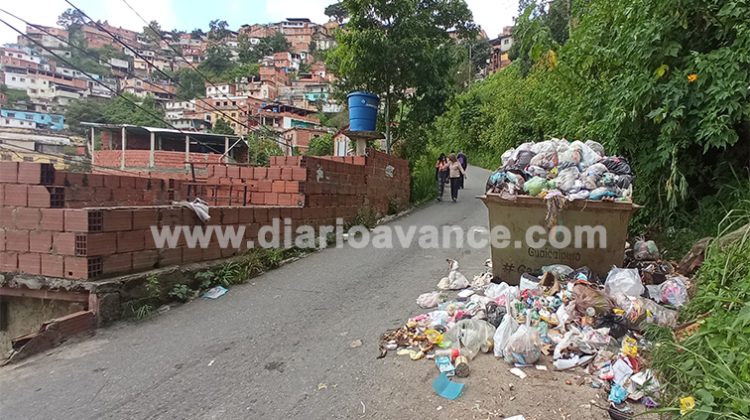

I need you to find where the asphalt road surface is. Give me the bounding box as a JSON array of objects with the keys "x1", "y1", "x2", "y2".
[{"x1": 0, "y1": 166, "x2": 608, "y2": 420}]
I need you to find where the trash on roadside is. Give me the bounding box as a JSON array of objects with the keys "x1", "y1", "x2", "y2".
[
  {"x1": 203, "y1": 286, "x2": 228, "y2": 299},
  {"x1": 437, "y1": 259, "x2": 470, "y2": 290},
  {"x1": 432, "y1": 373, "x2": 465, "y2": 400},
  {"x1": 377, "y1": 243, "x2": 693, "y2": 414}
]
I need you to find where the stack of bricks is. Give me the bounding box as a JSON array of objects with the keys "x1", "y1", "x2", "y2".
[
  {"x1": 93, "y1": 150, "x2": 225, "y2": 169},
  {"x1": 1, "y1": 151, "x2": 411, "y2": 282}
]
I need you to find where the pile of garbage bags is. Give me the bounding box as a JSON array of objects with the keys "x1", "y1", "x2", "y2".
[
  {"x1": 486, "y1": 139, "x2": 634, "y2": 202},
  {"x1": 379, "y1": 250, "x2": 690, "y2": 413}
]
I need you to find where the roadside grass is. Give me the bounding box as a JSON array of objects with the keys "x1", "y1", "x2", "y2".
[
  {"x1": 122, "y1": 248, "x2": 299, "y2": 321},
  {"x1": 410, "y1": 152, "x2": 438, "y2": 204},
  {"x1": 646, "y1": 207, "x2": 750, "y2": 419}
]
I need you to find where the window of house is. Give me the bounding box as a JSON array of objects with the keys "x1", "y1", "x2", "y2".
[
  {"x1": 232, "y1": 101, "x2": 236, "y2": 106},
  {"x1": 23, "y1": 156, "x2": 34, "y2": 162},
  {"x1": 19, "y1": 78, "x2": 25, "y2": 82}
]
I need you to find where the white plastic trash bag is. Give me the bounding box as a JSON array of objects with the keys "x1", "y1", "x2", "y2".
[
  {"x1": 416, "y1": 291, "x2": 443, "y2": 309},
  {"x1": 493, "y1": 309, "x2": 518, "y2": 358},
  {"x1": 604, "y1": 267, "x2": 644, "y2": 297},
  {"x1": 503, "y1": 317, "x2": 542, "y2": 365}
]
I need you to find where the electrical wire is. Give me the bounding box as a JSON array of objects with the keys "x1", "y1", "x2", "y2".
[
  {"x1": 75, "y1": 0, "x2": 290, "y2": 146},
  {"x1": 0, "y1": 8, "x2": 283, "y2": 156},
  {"x1": 0, "y1": 15, "x2": 228, "y2": 156},
  {"x1": 119, "y1": 0, "x2": 287, "y2": 140}
]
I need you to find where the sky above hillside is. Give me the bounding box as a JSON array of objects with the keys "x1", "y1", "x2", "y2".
[{"x1": 0, "y1": 0, "x2": 518, "y2": 45}]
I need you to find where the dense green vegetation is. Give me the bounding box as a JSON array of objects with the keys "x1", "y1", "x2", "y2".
[
  {"x1": 648, "y1": 210, "x2": 750, "y2": 419},
  {"x1": 306, "y1": 133, "x2": 334, "y2": 156},
  {"x1": 427, "y1": 0, "x2": 750, "y2": 236},
  {"x1": 64, "y1": 93, "x2": 166, "y2": 133}
]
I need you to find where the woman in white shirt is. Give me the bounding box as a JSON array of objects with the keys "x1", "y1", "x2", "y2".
[{"x1": 447, "y1": 153, "x2": 467, "y2": 202}]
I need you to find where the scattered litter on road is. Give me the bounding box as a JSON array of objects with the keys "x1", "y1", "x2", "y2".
[
  {"x1": 317, "y1": 383, "x2": 327, "y2": 391},
  {"x1": 509, "y1": 368, "x2": 527, "y2": 379},
  {"x1": 432, "y1": 373, "x2": 465, "y2": 400},
  {"x1": 202, "y1": 286, "x2": 228, "y2": 299},
  {"x1": 350, "y1": 339, "x2": 363, "y2": 348},
  {"x1": 207, "y1": 359, "x2": 215, "y2": 367},
  {"x1": 378, "y1": 239, "x2": 694, "y2": 414}
]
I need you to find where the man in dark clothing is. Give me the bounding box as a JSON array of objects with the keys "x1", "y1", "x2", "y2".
[{"x1": 457, "y1": 151, "x2": 467, "y2": 189}]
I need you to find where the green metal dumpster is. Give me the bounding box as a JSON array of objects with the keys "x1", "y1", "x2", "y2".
[{"x1": 480, "y1": 193, "x2": 639, "y2": 285}]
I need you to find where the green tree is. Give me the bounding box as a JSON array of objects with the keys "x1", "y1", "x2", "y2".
[
  {"x1": 190, "y1": 28, "x2": 205, "y2": 39},
  {"x1": 142, "y1": 20, "x2": 162, "y2": 48},
  {"x1": 173, "y1": 68, "x2": 205, "y2": 100},
  {"x1": 198, "y1": 44, "x2": 233, "y2": 79},
  {"x1": 103, "y1": 93, "x2": 167, "y2": 127},
  {"x1": 261, "y1": 31, "x2": 291, "y2": 54},
  {"x1": 57, "y1": 8, "x2": 85, "y2": 29},
  {"x1": 327, "y1": 0, "x2": 477, "y2": 154},
  {"x1": 306, "y1": 134, "x2": 334, "y2": 156},
  {"x1": 208, "y1": 19, "x2": 230, "y2": 42},
  {"x1": 248, "y1": 136, "x2": 283, "y2": 166},
  {"x1": 0, "y1": 85, "x2": 30, "y2": 106},
  {"x1": 64, "y1": 97, "x2": 107, "y2": 133},
  {"x1": 324, "y1": 2, "x2": 348, "y2": 22},
  {"x1": 210, "y1": 118, "x2": 235, "y2": 135},
  {"x1": 219, "y1": 63, "x2": 260, "y2": 83}
]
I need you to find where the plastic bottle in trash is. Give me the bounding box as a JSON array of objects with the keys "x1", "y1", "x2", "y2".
[
  {"x1": 586, "y1": 307, "x2": 596, "y2": 317},
  {"x1": 435, "y1": 348, "x2": 460, "y2": 362}
]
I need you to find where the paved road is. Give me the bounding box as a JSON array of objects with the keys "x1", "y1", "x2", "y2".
[{"x1": 1, "y1": 166, "x2": 499, "y2": 419}]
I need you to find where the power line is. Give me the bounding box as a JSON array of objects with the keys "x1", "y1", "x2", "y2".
[
  {"x1": 120, "y1": 0, "x2": 281, "y2": 138},
  {"x1": 0, "y1": 8, "x2": 283, "y2": 154},
  {"x1": 0, "y1": 14, "x2": 227, "y2": 156},
  {"x1": 80, "y1": 0, "x2": 288, "y2": 146}
]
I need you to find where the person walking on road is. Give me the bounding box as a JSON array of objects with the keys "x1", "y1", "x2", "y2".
[
  {"x1": 457, "y1": 151, "x2": 468, "y2": 189},
  {"x1": 436, "y1": 153, "x2": 449, "y2": 201},
  {"x1": 447, "y1": 153, "x2": 467, "y2": 202}
]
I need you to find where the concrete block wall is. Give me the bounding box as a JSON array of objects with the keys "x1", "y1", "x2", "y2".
[{"x1": 1, "y1": 151, "x2": 410, "y2": 281}]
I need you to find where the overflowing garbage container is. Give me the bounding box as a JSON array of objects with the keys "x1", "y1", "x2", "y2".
[{"x1": 481, "y1": 139, "x2": 639, "y2": 285}]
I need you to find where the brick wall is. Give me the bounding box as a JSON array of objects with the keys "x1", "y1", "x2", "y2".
[{"x1": 1, "y1": 150, "x2": 410, "y2": 281}]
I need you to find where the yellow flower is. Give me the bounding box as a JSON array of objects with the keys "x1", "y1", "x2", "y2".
[
  {"x1": 680, "y1": 396, "x2": 696, "y2": 415},
  {"x1": 687, "y1": 73, "x2": 698, "y2": 83}
]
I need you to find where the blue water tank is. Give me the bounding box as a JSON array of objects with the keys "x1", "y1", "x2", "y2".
[{"x1": 347, "y1": 91, "x2": 379, "y2": 131}]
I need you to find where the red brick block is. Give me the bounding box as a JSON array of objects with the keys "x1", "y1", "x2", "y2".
[
  {"x1": 93, "y1": 187, "x2": 113, "y2": 203},
  {"x1": 40, "y1": 209, "x2": 65, "y2": 231},
  {"x1": 0, "y1": 229, "x2": 4, "y2": 251},
  {"x1": 116, "y1": 230, "x2": 145, "y2": 253},
  {"x1": 64, "y1": 172, "x2": 85, "y2": 187},
  {"x1": 18, "y1": 252, "x2": 41, "y2": 275},
  {"x1": 134, "y1": 177, "x2": 149, "y2": 190},
  {"x1": 213, "y1": 166, "x2": 228, "y2": 178},
  {"x1": 253, "y1": 167, "x2": 267, "y2": 179},
  {"x1": 157, "y1": 247, "x2": 182, "y2": 267},
  {"x1": 267, "y1": 167, "x2": 281, "y2": 179},
  {"x1": 272, "y1": 181, "x2": 286, "y2": 193},
  {"x1": 258, "y1": 180, "x2": 272, "y2": 193},
  {"x1": 119, "y1": 176, "x2": 136, "y2": 189},
  {"x1": 291, "y1": 167, "x2": 307, "y2": 181},
  {"x1": 64, "y1": 256, "x2": 89, "y2": 280},
  {"x1": 29, "y1": 231, "x2": 52, "y2": 253},
  {"x1": 181, "y1": 246, "x2": 202, "y2": 264},
  {"x1": 237, "y1": 208, "x2": 254, "y2": 224},
  {"x1": 278, "y1": 193, "x2": 293, "y2": 206},
  {"x1": 102, "y1": 253, "x2": 132, "y2": 275},
  {"x1": 0, "y1": 162, "x2": 19, "y2": 183},
  {"x1": 1, "y1": 251, "x2": 18, "y2": 272},
  {"x1": 222, "y1": 208, "x2": 239, "y2": 224},
  {"x1": 353, "y1": 156, "x2": 366, "y2": 165},
  {"x1": 264, "y1": 192, "x2": 279, "y2": 205},
  {"x1": 53, "y1": 232, "x2": 76, "y2": 255},
  {"x1": 102, "y1": 209, "x2": 132, "y2": 232},
  {"x1": 131, "y1": 250, "x2": 158, "y2": 271},
  {"x1": 132, "y1": 208, "x2": 159, "y2": 230},
  {"x1": 4, "y1": 184, "x2": 28, "y2": 207},
  {"x1": 103, "y1": 175, "x2": 120, "y2": 189},
  {"x1": 202, "y1": 245, "x2": 222, "y2": 261},
  {"x1": 41, "y1": 254, "x2": 64, "y2": 278},
  {"x1": 82, "y1": 232, "x2": 118, "y2": 256},
  {"x1": 17, "y1": 162, "x2": 41, "y2": 184},
  {"x1": 64, "y1": 209, "x2": 90, "y2": 232},
  {"x1": 281, "y1": 167, "x2": 294, "y2": 181},
  {"x1": 250, "y1": 193, "x2": 264, "y2": 205},
  {"x1": 87, "y1": 174, "x2": 105, "y2": 188},
  {"x1": 285, "y1": 182, "x2": 300, "y2": 194},
  {"x1": 0, "y1": 208, "x2": 12, "y2": 229},
  {"x1": 239, "y1": 167, "x2": 253, "y2": 178},
  {"x1": 27, "y1": 185, "x2": 52, "y2": 208},
  {"x1": 14, "y1": 208, "x2": 41, "y2": 230},
  {"x1": 227, "y1": 166, "x2": 241, "y2": 178}
]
